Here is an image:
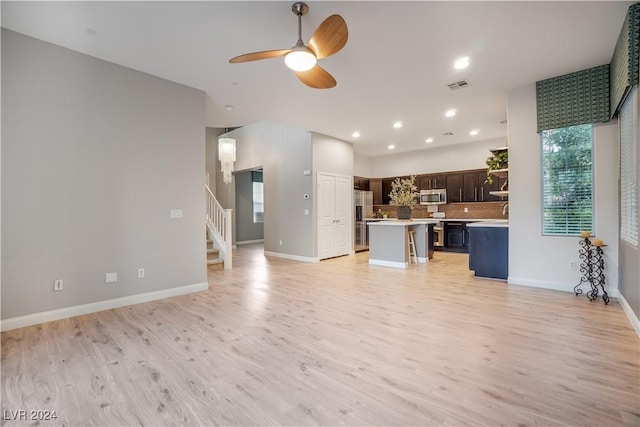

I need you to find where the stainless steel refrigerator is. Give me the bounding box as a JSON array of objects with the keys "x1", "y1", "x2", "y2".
[{"x1": 354, "y1": 190, "x2": 373, "y2": 252}]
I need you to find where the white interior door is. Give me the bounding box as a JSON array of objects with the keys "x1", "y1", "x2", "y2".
[
  {"x1": 318, "y1": 173, "x2": 352, "y2": 260},
  {"x1": 318, "y1": 173, "x2": 337, "y2": 259},
  {"x1": 334, "y1": 176, "x2": 352, "y2": 256}
]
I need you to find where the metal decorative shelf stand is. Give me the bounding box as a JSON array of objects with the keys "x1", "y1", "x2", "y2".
[{"x1": 574, "y1": 237, "x2": 609, "y2": 304}]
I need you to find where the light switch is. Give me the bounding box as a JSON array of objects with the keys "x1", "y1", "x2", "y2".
[
  {"x1": 303, "y1": 170, "x2": 311, "y2": 176},
  {"x1": 170, "y1": 209, "x2": 183, "y2": 218},
  {"x1": 106, "y1": 272, "x2": 118, "y2": 284},
  {"x1": 304, "y1": 209, "x2": 309, "y2": 215}
]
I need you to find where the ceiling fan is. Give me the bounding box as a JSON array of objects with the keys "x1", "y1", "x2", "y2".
[{"x1": 229, "y1": 2, "x2": 348, "y2": 89}]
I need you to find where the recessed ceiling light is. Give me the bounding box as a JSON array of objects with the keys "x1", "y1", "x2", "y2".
[
  {"x1": 445, "y1": 109, "x2": 457, "y2": 118},
  {"x1": 224, "y1": 104, "x2": 235, "y2": 111},
  {"x1": 352, "y1": 131, "x2": 360, "y2": 138},
  {"x1": 469, "y1": 129, "x2": 479, "y2": 136},
  {"x1": 393, "y1": 121, "x2": 403, "y2": 129},
  {"x1": 388, "y1": 144, "x2": 395, "y2": 150},
  {"x1": 454, "y1": 56, "x2": 470, "y2": 70},
  {"x1": 425, "y1": 138, "x2": 434, "y2": 143}
]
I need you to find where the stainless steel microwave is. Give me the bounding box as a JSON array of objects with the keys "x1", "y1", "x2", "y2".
[{"x1": 420, "y1": 189, "x2": 447, "y2": 205}]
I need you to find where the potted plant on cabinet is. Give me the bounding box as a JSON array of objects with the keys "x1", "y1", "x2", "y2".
[{"x1": 389, "y1": 175, "x2": 418, "y2": 220}]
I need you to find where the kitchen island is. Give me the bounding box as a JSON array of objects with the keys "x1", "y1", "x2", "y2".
[
  {"x1": 368, "y1": 220, "x2": 437, "y2": 268},
  {"x1": 468, "y1": 220, "x2": 509, "y2": 279}
]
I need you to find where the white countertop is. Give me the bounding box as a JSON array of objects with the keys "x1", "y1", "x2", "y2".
[
  {"x1": 366, "y1": 217, "x2": 507, "y2": 223},
  {"x1": 438, "y1": 218, "x2": 507, "y2": 222},
  {"x1": 367, "y1": 219, "x2": 439, "y2": 226},
  {"x1": 467, "y1": 220, "x2": 509, "y2": 228}
]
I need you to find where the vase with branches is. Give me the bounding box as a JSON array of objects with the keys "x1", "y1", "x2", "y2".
[{"x1": 389, "y1": 175, "x2": 418, "y2": 219}]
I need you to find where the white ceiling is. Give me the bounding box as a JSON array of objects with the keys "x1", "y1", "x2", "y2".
[{"x1": 1, "y1": 1, "x2": 633, "y2": 157}]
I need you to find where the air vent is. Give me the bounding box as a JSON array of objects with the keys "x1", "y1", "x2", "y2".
[
  {"x1": 442, "y1": 132, "x2": 454, "y2": 136},
  {"x1": 447, "y1": 80, "x2": 470, "y2": 90}
]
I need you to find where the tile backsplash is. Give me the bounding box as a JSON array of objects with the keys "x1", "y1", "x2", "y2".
[{"x1": 373, "y1": 201, "x2": 508, "y2": 219}]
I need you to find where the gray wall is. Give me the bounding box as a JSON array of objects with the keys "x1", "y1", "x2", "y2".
[
  {"x1": 507, "y1": 83, "x2": 620, "y2": 294},
  {"x1": 1, "y1": 30, "x2": 206, "y2": 319},
  {"x1": 366, "y1": 138, "x2": 504, "y2": 178},
  {"x1": 235, "y1": 171, "x2": 264, "y2": 243},
  {"x1": 215, "y1": 121, "x2": 314, "y2": 259},
  {"x1": 312, "y1": 132, "x2": 355, "y2": 254}
]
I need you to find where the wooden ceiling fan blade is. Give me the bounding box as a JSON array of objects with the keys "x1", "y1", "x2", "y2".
[
  {"x1": 295, "y1": 65, "x2": 336, "y2": 89},
  {"x1": 308, "y1": 15, "x2": 348, "y2": 59},
  {"x1": 229, "y1": 49, "x2": 291, "y2": 63}
]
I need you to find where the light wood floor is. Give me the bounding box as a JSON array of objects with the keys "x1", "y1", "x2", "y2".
[{"x1": 2, "y1": 245, "x2": 639, "y2": 426}]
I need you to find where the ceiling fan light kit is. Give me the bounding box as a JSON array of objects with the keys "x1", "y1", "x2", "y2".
[
  {"x1": 229, "y1": 2, "x2": 348, "y2": 89},
  {"x1": 285, "y1": 46, "x2": 317, "y2": 72}
]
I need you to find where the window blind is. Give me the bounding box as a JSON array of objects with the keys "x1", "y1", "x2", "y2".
[
  {"x1": 542, "y1": 124, "x2": 594, "y2": 235},
  {"x1": 619, "y1": 87, "x2": 638, "y2": 246}
]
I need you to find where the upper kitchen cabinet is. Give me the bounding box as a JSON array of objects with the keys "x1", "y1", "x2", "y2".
[
  {"x1": 419, "y1": 174, "x2": 447, "y2": 190},
  {"x1": 354, "y1": 176, "x2": 370, "y2": 191},
  {"x1": 463, "y1": 172, "x2": 479, "y2": 202},
  {"x1": 381, "y1": 177, "x2": 398, "y2": 205},
  {"x1": 370, "y1": 178, "x2": 383, "y2": 205},
  {"x1": 478, "y1": 171, "x2": 505, "y2": 201},
  {"x1": 448, "y1": 169, "x2": 504, "y2": 203},
  {"x1": 446, "y1": 174, "x2": 464, "y2": 203}
]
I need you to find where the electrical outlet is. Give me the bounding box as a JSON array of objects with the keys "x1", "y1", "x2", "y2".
[
  {"x1": 138, "y1": 268, "x2": 145, "y2": 278},
  {"x1": 464, "y1": 207, "x2": 469, "y2": 213},
  {"x1": 279, "y1": 240, "x2": 283, "y2": 246},
  {"x1": 569, "y1": 261, "x2": 577, "y2": 271},
  {"x1": 53, "y1": 279, "x2": 63, "y2": 291}
]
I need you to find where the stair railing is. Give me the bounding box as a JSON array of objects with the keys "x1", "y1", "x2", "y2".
[{"x1": 205, "y1": 185, "x2": 232, "y2": 269}]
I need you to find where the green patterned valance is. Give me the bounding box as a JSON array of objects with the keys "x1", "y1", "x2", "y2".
[
  {"x1": 610, "y1": 3, "x2": 640, "y2": 117},
  {"x1": 536, "y1": 65, "x2": 610, "y2": 132}
]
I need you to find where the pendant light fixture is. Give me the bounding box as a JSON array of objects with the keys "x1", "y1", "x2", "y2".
[{"x1": 218, "y1": 129, "x2": 236, "y2": 185}]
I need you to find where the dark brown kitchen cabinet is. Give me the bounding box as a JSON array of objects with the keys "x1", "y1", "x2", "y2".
[
  {"x1": 432, "y1": 175, "x2": 447, "y2": 189},
  {"x1": 446, "y1": 174, "x2": 463, "y2": 203},
  {"x1": 478, "y1": 171, "x2": 503, "y2": 202},
  {"x1": 463, "y1": 173, "x2": 479, "y2": 202},
  {"x1": 419, "y1": 174, "x2": 447, "y2": 190},
  {"x1": 382, "y1": 178, "x2": 395, "y2": 205},
  {"x1": 370, "y1": 179, "x2": 383, "y2": 205},
  {"x1": 354, "y1": 176, "x2": 370, "y2": 191}
]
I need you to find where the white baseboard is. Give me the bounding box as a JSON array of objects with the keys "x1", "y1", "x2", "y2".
[
  {"x1": 508, "y1": 276, "x2": 619, "y2": 297},
  {"x1": 264, "y1": 251, "x2": 319, "y2": 263},
  {"x1": 236, "y1": 239, "x2": 264, "y2": 246},
  {"x1": 369, "y1": 259, "x2": 408, "y2": 269},
  {"x1": 618, "y1": 293, "x2": 640, "y2": 337},
  {"x1": 0, "y1": 282, "x2": 209, "y2": 332}
]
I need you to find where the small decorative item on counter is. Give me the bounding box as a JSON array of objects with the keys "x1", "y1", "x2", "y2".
[
  {"x1": 382, "y1": 210, "x2": 389, "y2": 219},
  {"x1": 580, "y1": 231, "x2": 591, "y2": 238},
  {"x1": 592, "y1": 239, "x2": 603, "y2": 247}
]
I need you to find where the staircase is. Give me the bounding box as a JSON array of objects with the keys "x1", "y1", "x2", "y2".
[
  {"x1": 205, "y1": 185, "x2": 233, "y2": 270},
  {"x1": 206, "y1": 238, "x2": 224, "y2": 270}
]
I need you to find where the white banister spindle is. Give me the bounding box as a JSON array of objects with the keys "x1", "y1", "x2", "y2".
[{"x1": 205, "y1": 185, "x2": 232, "y2": 269}]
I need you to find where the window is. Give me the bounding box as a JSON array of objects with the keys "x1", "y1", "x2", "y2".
[
  {"x1": 252, "y1": 170, "x2": 264, "y2": 223},
  {"x1": 620, "y1": 87, "x2": 638, "y2": 246},
  {"x1": 541, "y1": 124, "x2": 594, "y2": 236}
]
